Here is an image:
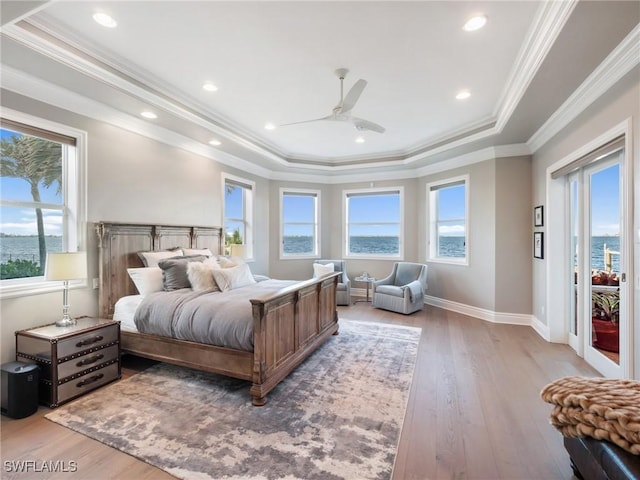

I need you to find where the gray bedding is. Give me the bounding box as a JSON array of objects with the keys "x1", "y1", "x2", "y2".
[{"x1": 133, "y1": 279, "x2": 297, "y2": 351}]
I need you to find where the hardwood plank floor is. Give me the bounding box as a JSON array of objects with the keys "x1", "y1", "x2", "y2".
[{"x1": 1, "y1": 304, "x2": 597, "y2": 479}]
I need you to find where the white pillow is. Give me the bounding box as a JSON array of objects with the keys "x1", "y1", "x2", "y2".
[
  {"x1": 313, "y1": 262, "x2": 334, "y2": 278},
  {"x1": 211, "y1": 263, "x2": 256, "y2": 292},
  {"x1": 138, "y1": 249, "x2": 183, "y2": 267},
  {"x1": 127, "y1": 267, "x2": 164, "y2": 296},
  {"x1": 187, "y1": 262, "x2": 219, "y2": 292},
  {"x1": 182, "y1": 248, "x2": 214, "y2": 257}
]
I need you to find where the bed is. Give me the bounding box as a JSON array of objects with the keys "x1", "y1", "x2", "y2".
[{"x1": 96, "y1": 222, "x2": 339, "y2": 406}]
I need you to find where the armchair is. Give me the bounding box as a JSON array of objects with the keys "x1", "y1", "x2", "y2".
[
  {"x1": 372, "y1": 262, "x2": 428, "y2": 314},
  {"x1": 313, "y1": 259, "x2": 351, "y2": 306}
]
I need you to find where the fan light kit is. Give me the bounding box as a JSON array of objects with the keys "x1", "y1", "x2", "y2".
[
  {"x1": 281, "y1": 68, "x2": 385, "y2": 134},
  {"x1": 202, "y1": 82, "x2": 218, "y2": 92},
  {"x1": 140, "y1": 111, "x2": 157, "y2": 119},
  {"x1": 456, "y1": 90, "x2": 471, "y2": 100},
  {"x1": 209, "y1": 139, "x2": 221, "y2": 146}
]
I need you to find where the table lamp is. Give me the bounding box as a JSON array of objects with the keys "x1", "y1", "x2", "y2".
[
  {"x1": 45, "y1": 252, "x2": 87, "y2": 327},
  {"x1": 229, "y1": 244, "x2": 246, "y2": 261}
]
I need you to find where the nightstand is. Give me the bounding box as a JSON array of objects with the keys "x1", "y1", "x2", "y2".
[{"x1": 15, "y1": 317, "x2": 121, "y2": 407}]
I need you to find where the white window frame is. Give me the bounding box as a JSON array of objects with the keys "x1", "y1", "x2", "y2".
[
  {"x1": 221, "y1": 173, "x2": 254, "y2": 261},
  {"x1": 279, "y1": 188, "x2": 320, "y2": 259},
  {"x1": 1, "y1": 108, "x2": 87, "y2": 298},
  {"x1": 343, "y1": 186, "x2": 404, "y2": 260},
  {"x1": 427, "y1": 175, "x2": 469, "y2": 265}
]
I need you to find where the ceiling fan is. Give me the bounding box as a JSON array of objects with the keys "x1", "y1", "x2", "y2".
[{"x1": 281, "y1": 68, "x2": 386, "y2": 134}]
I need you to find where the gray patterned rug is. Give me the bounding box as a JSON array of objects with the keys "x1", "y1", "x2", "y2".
[{"x1": 45, "y1": 319, "x2": 420, "y2": 480}]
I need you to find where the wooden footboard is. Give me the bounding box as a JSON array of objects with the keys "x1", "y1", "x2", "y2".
[{"x1": 250, "y1": 272, "x2": 339, "y2": 405}]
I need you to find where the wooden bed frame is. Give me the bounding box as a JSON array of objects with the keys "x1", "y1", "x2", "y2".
[{"x1": 96, "y1": 222, "x2": 339, "y2": 406}]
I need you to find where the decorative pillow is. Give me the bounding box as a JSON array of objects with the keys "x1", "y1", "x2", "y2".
[
  {"x1": 313, "y1": 262, "x2": 334, "y2": 278},
  {"x1": 187, "y1": 261, "x2": 220, "y2": 292},
  {"x1": 157, "y1": 255, "x2": 207, "y2": 291},
  {"x1": 203, "y1": 256, "x2": 221, "y2": 269},
  {"x1": 211, "y1": 263, "x2": 256, "y2": 292},
  {"x1": 127, "y1": 267, "x2": 163, "y2": 296},
  {"x1": 217, "y1": 256, "x2": 238, "y2": 268},
  {"x1": 138, "y1": 249, "x2": 183, "y2": 267},
  {"x1": 182, "y1": 248, "x2": 214, "y2": 257}
]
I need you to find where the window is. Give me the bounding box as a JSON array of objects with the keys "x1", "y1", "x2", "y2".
[
  {"x1": 280, "y1": 188, "x2": 320, "y2": 258},
  {"x1": 1, "y1": 110, "x2": 86, "y2": 296},
  {"x1": 428, "y1": 176, "x2": 468, "y2": 264},
  {"x1": 344, "y1": 187, "x2": 403, "y2": 258},
  {"x1": 222, "y1": 173, "x2": 254, "y2": 259}
]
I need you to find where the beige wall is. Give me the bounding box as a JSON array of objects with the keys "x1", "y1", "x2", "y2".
[{"x1": 495, "y1": 156, "x2": 533, "y2": 314}]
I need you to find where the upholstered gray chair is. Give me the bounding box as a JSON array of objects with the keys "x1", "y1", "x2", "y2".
[
  {"x1": 372, "y1": 262, "x2": 428, "y2": 314},
  {"x1": 313, "y1": 259, "x2": 351, "y2": 306}
]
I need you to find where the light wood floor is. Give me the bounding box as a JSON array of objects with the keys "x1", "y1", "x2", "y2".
[{"x1": 1, "y1": 304, "x2": 597, "y2": 479}]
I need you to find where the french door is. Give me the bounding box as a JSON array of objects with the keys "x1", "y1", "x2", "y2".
[{"x1": 567, "y1": 149, "x2": 628, "y2": 377}]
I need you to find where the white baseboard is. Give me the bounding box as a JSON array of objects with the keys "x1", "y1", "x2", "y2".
[{"x1": 424, "y1": 294, "x2": 548, "y2": 339}]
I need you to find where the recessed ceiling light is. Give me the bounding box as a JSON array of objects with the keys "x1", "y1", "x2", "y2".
[
  {"x1": 202, "y1": 82, "x2": 218, "y2": 92},
  {"x1": 209, "y1": 139, "x2": 221, "y2": 146},
  {"x1": 355, "y1": 137, "x2": 365, "y2": 144},
  {"x1": 93, "y1": 12, "x2": 117, "y2": 28},
  {"x1": 140, "y1": 111, "x2": 157, "y2": 119},
  {"x1": 264, "y1": 122, "x2": 276, "y2": 130},
  {"x1": 463, "y1": 14, "x2": 487, "y2": 32},
  {"x1": 456, "y1": 90, "x2": 471, "y2": 100}
]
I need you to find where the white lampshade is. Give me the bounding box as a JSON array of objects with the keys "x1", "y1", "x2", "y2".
[
  {"x1": 45, "y1": 252, "x2": 88, "y2": 281},
  {"x1": 229, "y1": 244, "x2": 246, "y2": 260}
]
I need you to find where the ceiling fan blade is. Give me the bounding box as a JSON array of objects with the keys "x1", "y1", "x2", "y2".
[
  {"x1": 352, "y1": 117, "x2": 386, "y2": 134},
  {"x1": 340, "y1": 79, "x2": 367, "y2": 114},
  {"x1": 280, "y1": 115, "x2": 334, "y2": 127}
]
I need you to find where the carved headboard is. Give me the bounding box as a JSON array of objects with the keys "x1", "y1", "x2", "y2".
[{"x1": 96, "y1": 222, "x2": 224, "y2": 318}]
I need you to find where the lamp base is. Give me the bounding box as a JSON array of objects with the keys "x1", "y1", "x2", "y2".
[{"x1": 55, "y1": 317, "x2": 76, "y2": 328}]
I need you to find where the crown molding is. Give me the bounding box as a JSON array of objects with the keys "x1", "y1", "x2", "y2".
[
  {"x1": 527, "y1": 23, "x2": 640, "y2": 153},
  {"x1": 493, "y1": 0, "x2": 578, "y2": 132},
  {"x1": 0, "y1": 64, "x2": 276, "y2": 180},
  {"x1": 3, "y1": 20, "x2": 291, "y2": 168},
  {"x1": 3, "y1": 3, "x2": 566, "y2": 172},
  {"x1": 2, "y1": 63, "x2": 532, "y2": 186}
]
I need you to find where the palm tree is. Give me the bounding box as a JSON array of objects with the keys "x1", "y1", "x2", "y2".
[{"x1": 1, "y1": 134, "x2": 62, "y2": 272}]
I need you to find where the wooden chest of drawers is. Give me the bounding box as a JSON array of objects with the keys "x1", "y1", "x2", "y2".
[{"x1": 16, "y1": 317, "x2": 121, "y2": 407}]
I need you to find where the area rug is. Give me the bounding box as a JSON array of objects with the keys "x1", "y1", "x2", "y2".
[{"x1": 45, "y1": 319, "x2": 421, "y2": 480}]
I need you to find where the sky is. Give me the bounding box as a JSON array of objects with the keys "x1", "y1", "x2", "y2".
[
  {"x1": 1, "y1": 129, "x2": 64, "y2": 236},
  {"x1": 0, "y1": 128, "x2": 622, "y2": 238}
]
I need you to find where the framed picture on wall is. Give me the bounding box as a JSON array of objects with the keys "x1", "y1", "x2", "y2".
[
  {"x1": 534, "y1": 205, "x2": 544, "y2": 227},
  {"x1": 534, "y1": 231, "x2": 544, "y2": 259}
]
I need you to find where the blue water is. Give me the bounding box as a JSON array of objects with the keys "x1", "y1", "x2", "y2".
[
  {"x1": 0, "y1": 236, "x2": 63, "y2": 265},
  {"x1": 1, "y1": 235, "x2": 621, "y2": 273}
]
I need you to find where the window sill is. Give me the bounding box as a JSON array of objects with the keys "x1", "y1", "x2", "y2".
[
  {"x1": 0, "y1": 279, "x2": 88, "y2": 300},
  {"x1": 427, "y1": 257, "x2": 468, "y2": 266}
]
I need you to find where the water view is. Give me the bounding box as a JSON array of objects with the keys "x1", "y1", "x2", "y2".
[{"x1": 0, "y1": 234, "x2": 620, "y2": 272}]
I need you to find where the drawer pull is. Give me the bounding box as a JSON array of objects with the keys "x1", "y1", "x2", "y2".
[
  {"x1": 76, "y1": 354, "x2": 104, "y2": 367},
  {"x1": 75, "y1": 335, "x2": 103, "y2": 348},
  {"x1": 76, "y1": 373, "x2": 104, "y2": 387}
]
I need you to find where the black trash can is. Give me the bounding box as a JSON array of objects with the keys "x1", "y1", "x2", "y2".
[{"x1": 1, "y1": 361, "x2": 39, "y2": 419}]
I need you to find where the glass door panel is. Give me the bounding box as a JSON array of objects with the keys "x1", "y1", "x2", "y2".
[
  {"x1": 568, "y1": 175, "x2": 580, "y2": 350},
  {"x1": 585, "y1": 157, "x2": 623, "y2": 376}
]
